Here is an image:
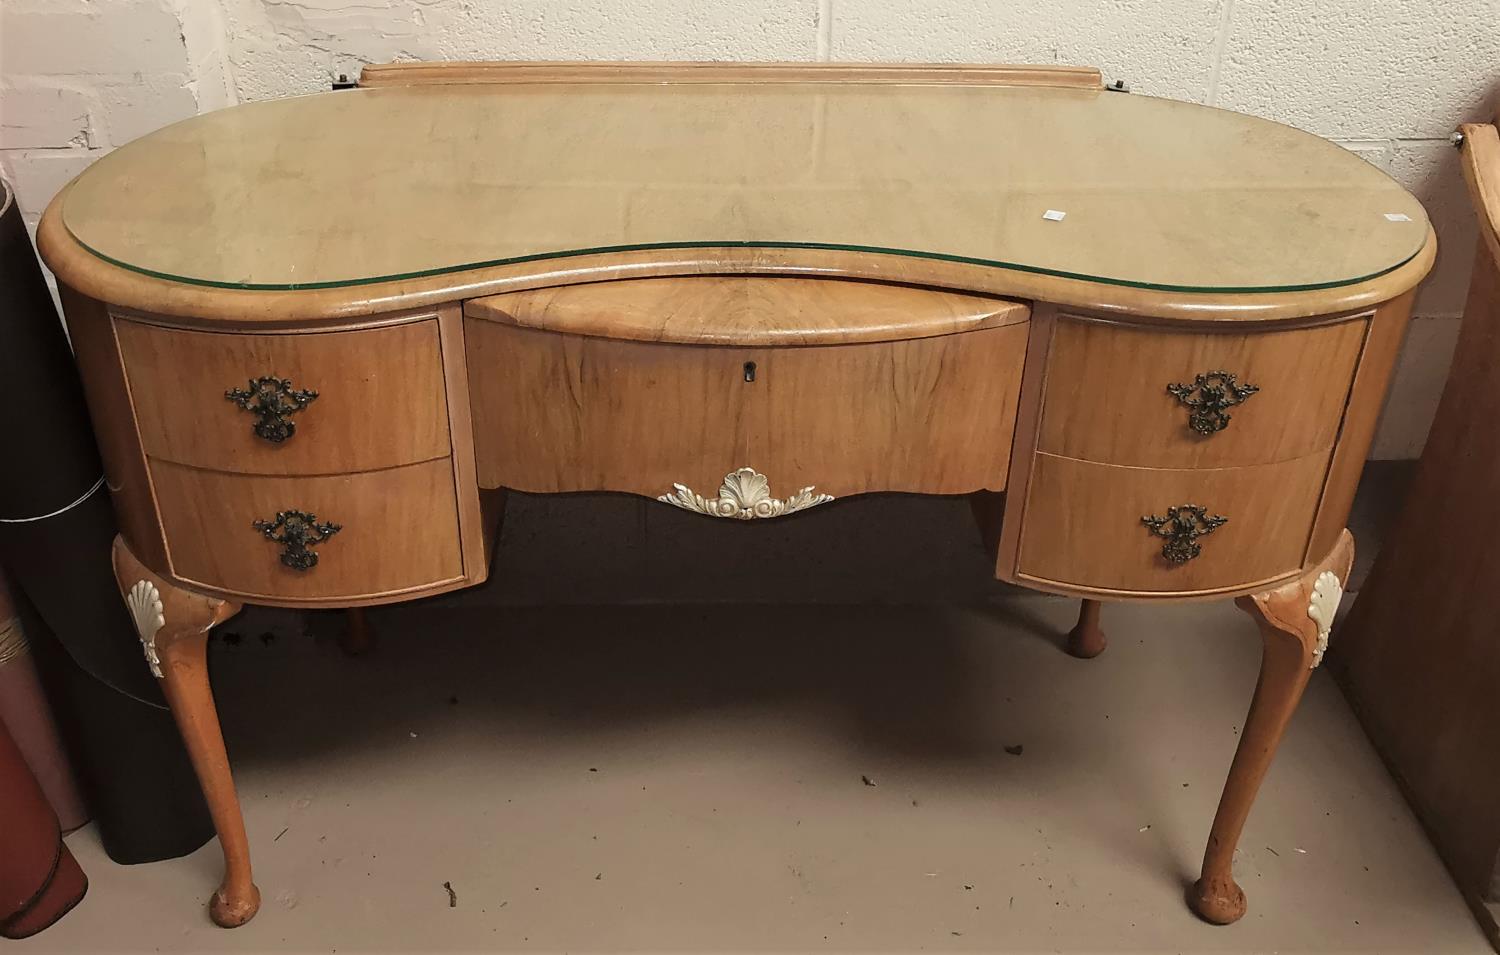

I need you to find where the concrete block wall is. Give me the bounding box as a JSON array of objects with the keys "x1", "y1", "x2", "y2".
[{"x1": 3, "y1": 0, "x2": 1497, "y2": 457}]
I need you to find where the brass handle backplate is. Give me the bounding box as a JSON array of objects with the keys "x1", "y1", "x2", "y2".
[
  {"x1": 252, "y1": 510, "x2": 341, "y2": 571},
  {"x1": 226, "y1": 376, "x2": 318, "y2": 443},
  {"x1": 1166, "y1": 371, "x2": 1258, "y2": 435},
  {"x1": 1141, "y1": 505, "x2": 1227, "y2": 563}
]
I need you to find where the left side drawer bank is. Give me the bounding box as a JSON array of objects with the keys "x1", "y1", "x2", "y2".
[{"x1": 72, "y1": 299, "x2": 478, "y2": 604}]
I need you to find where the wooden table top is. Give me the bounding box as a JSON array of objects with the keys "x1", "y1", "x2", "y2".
[{"x1": 59, "y1": 81, "x2": 1428, "y2": 295}]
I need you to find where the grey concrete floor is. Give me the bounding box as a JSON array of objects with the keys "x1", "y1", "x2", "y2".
[
  {"x1": 32, "y1": 490, "x2": 1492, "y2": 953},
  {"x1": 39, "y1": 596, "x2": 1490, "y2": 954}
]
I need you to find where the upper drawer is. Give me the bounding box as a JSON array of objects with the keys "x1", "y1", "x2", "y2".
[
  {"x1": 465, "y1": 276, "x2": 1030, "y2": 346},
  {"x1": 116, "y1": 318, "x2": 450, "y2": 475},
  {"x1": 1038, "y1": 315, "x2": 1367, "y2": 469}
]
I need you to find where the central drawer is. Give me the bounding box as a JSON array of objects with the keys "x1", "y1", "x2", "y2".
[
  {"x1": 465, "y1": 320, "x2": 1029, "y2": 499},
  {"x1": 465, "y1": 276, "x2": 1031, "y2": 500}
]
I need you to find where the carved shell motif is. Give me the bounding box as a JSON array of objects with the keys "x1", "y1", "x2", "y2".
[
  {"x1": 1305, "y1": 570, "x2": 1344, "y2": 669},
  {"x1": 658, "y1": 467, "x2": 834, "y2": 520},
  {"x1": 127, "y1": 579, "x2": 166, "y2": 678}
]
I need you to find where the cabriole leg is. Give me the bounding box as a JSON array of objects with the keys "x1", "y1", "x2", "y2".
[
  {"x1": 112, "y1": 536, "x2": 257, "y2": 928},
  {"x1": 340, "y1": 606, "x2": 373, "y2": 656},
  {"x1": 1066, "y1": 599, "x2": 1107, "y2": 658},
  {"x1": 1191, "y1": 529, "x2": 1354, "y2": 924}
]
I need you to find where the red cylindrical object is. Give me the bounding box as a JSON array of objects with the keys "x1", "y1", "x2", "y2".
[
  {"x1": 0, "y1": 717, "x2": 87, "y2": 938},
  {"x1": 0, "y1": 577, "x2": 88, "y2": 831}
]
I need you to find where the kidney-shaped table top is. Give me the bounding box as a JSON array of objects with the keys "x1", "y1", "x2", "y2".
[{"x1": 58, "y1": 81, "x2": 1428, "y2": 296}]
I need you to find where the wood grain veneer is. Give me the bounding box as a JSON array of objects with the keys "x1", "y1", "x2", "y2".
[
  {"x1": 62, "y1": 287, "x2": 171, "y2": 568},
  {"x1": 116, "y1": 317, "x2": 450, "y2": 476},
  {"x1": 435, "y1": 305, "x2": 492, "y2": 582},
  {"x1": 466, "y1": 276, "x2": 1029, "y2": 346},
  {"x1": 993, "y1": 305, "x2": 1059, "y2": 583},
  {"x1": 1304, "y1": 290, "x2": 1416, "y2": 563},
  {"x1": 467, "y1": 319, "x2": 1027, "y2": 498},
  {"x1": 1016, "y1": 451, "x2": 1331, "y2": 594},
  {"x1": 1039, "y1": 314, "x2": 1367, "y2": 468},
  {"x1": 150, "y1": 458, "x2": 464, "y2": 602}
]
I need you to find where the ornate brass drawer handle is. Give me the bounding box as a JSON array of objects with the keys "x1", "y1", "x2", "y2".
[
  {"x1": 1167, "y1": 371, "x2": 1258, "y2": 435},
  {"x1": 226, "y1": 376, "x2": 319, "y2": 443},
  {"x1": 1141, "y1": 505, "x2": 1228, "y2": 564},
  {"x1": 252, "y1": 510, "x2": 341, "y2": 571}
]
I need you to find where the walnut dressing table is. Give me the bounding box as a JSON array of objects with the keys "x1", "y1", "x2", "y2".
[{"x1": 36, "y1": 62, "x2": 1434, "y2": 929}]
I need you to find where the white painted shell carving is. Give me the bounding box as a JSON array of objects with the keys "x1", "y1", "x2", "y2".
[
  {"x1": 127, "y1": 579, "x2": 166, "y2": 678},
  {"x1": 658, "y1": 467, "x2": 834, "y2": 520},
  {"x1": 1305, "y1": 570, "x2": 1343, "y2": 669}
]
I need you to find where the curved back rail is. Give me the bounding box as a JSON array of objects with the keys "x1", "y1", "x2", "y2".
[{"x1": 356, "y1": 60, "x2": 1104, "y2": 89}]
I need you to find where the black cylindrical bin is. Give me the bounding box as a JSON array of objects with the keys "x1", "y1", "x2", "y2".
[{"x1": 0, "y1": 178, "x2": 213, "y2": 862}]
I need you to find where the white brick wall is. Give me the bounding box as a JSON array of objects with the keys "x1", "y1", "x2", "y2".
[
  {"x1": 2, "y1": 0, "x2": 1495, "y2": 456},
  {"x1": 0, "y1": 0, "x2": 237, "y2": 226}
]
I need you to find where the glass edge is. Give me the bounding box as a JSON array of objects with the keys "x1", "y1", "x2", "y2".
[{"x1": 67, "y1": 227, "x2": 1424, "y2": 297}]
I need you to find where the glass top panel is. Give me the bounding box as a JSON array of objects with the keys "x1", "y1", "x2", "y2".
[{"x1": 61, "y1": 82, "x2": 1429, "y2": 292}]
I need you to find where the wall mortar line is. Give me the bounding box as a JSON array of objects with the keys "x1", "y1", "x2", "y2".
[
  {"x1": 816, "y1": 0, "x2": 833, "y2": 62},
  {"x1": 1205, "y1": 0, "x2": 1236, "y2": 105}
]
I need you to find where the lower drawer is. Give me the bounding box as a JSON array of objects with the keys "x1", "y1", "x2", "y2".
[
  {"x1": 1016, "y1": 452, "x2": 1330, "y2": 594},
  {"x1": 150, "y1": 459, "x2": 464, "y2": 600}
]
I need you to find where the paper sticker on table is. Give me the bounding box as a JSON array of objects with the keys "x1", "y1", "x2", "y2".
[{"x1": 1042, "y1": 209, "x2": 1067, "y2": 221}]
